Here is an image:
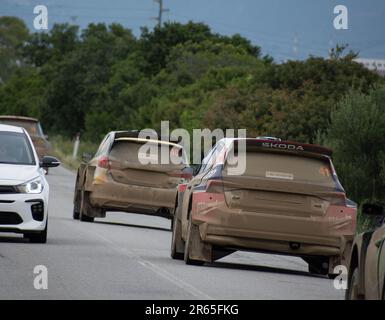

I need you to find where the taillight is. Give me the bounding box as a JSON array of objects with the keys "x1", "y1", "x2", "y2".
[
  {"x1": 98, "y1": 156, "x2": 110, "y2": 169},
  {"x1": 178, "y1": 184, "x2": 188, "y2": 192}
]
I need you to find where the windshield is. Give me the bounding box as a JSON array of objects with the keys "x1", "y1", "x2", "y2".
[
  {"x1": 110, "y1": 139, "x2": 188, "y2": 168},
  {"x1": 0, "y1": 132, "x2": 36, "y2": 165},
  {"x1": 0, "y1": 120, "x2": 43, "y2": 137},
  {"x1": 226, "y1": 148, "x2": 336, "y2": 188}
]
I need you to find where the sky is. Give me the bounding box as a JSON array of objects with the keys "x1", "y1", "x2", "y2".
[{"x1": 1, "y1": 0, "x2": 385, "y2": 62}]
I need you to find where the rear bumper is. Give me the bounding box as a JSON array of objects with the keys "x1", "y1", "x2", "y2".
[
  {"x1": 192, "y1": 193, "x2": 356, "y2": 258},
  {"x1": 90, "y1": 180, "x2": 177, "y2": 215}
]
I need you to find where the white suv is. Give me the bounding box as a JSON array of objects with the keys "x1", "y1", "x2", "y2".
[{"x1": 0, "y1": 124, "x2": 60, "y2": 243}]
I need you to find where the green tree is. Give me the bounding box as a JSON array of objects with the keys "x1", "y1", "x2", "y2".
[
  {"x1": 326, "y1": 86, "x2": 385, "y2": 204},
  {"x1": 0, "y1": 16, "x2": 29, "y2": 82}
]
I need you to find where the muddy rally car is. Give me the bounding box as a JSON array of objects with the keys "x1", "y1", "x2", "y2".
[
  {"x1": 171, "y1": 137, "x2": 357, "y2": 278},
  {"x1": 73, "y1": 131, "x2": 191, "y2": 222},
  {"x1": 346, "y1": 203, "x2": 384, "y2": 300}
]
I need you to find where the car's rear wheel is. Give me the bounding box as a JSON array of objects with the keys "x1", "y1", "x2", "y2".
[
  {"x1": 80, "y1": 190, "x2": 95, "y2": 223},
  {"x1": 73, "y1": 178, "x2": 81, "y2": 220},
  {"x1": 171, "y1": 206, "x2": 184, "y2": 260},
  {"x1": 307, "y1": 257, "x2": 329, "y2": 276},
  {"x1": 24, "y1": 221, "x2": 48, "y2": 244},
  {"x1": 346, "y1": 268, "x2": 361, "y2": 300},
  {"x1": 184, "y1": 214, "x2": 206, "y2": 266}
]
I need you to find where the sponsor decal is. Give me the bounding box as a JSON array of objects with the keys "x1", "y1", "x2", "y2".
[
  {"x1": 262, "y1": 142, "x2": 305, "y2": 151},
  {"x1": 266, "y1": 171, "x2": 294, "y2": 180}
]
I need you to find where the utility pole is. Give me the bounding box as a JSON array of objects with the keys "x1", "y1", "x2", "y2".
[{"x1": 153, "y1": 0, "x2": 169, "y2": 28}]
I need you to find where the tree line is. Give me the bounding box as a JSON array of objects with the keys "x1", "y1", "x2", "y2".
[{"x1": 0, "y1": 16, "x2": 384, "y2": 205}]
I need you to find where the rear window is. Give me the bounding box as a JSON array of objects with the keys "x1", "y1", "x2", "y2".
[
  {"x1": 0, "y1": 120, "x2": 43, "y2": 137},
  {"x1": 109, "y1": 139, "x2": 188, "y2": 167},
  {"x1": 227, "y1": 151, "x2": 335, "y2": 187}
]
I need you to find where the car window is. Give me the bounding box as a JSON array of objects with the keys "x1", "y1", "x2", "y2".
[
  {"x1": 109, "y1": 139, "x2": 187, "y2": 168},
  {"x1": 226, "y1": 149, "x2": 336, "y2": 187},
  {"x1": 0, "y1": 131, "x2": 35, "y2": 165},
  {"x1": 0, "y1": 120, "x2": 42, "y2": 137},
  {"x1": 198, "y1": 146, "x2": 217, "y2": 174},
  {"x1": 95, "y1": 134, "x2": 111, "y2": 156}
]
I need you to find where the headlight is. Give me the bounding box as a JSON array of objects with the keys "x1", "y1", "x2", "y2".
[{"x1": 17, "y1": 177, "x2": 44, "y2": 194}]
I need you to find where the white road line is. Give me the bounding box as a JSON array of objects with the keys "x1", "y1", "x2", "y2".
[
  {"x1": 137, "y1": 260, "x2": 213, "y2": 300},
  {"x1": 73, "y1": 222, "x2": 214, "y2": 300}
]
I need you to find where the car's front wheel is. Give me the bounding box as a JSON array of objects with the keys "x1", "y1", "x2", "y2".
[
  {"x1": 73, "y1": 178, "x2": 81, "y2": 220},
  {"x1": 24, "y1": 221, "x2": 48, "y2": 244},
  {"x1": 346, "y1": 268, "x2": 362, "y2": 300}
]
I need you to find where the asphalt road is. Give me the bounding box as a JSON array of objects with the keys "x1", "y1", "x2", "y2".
[{"x1": 0, "y1": 166, "x2": 344, "y2": 299}]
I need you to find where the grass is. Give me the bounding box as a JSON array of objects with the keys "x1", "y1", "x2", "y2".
[{"x1": 50, "y1": 135, "x2": 99, "y2": 171}]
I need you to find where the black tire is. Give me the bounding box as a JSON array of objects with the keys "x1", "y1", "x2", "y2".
[
  {"x1": 308, "y1": 258, "x2": 328, "y2": 276},
  {"x1": 25, "y1": 221, "x2": 48, "y2": 244},
  {"x1": 73, "y1": 179, "x2": 81, "y2": 220},
  {"x1": 346, "y1": 268, "x2": 361, "y2": 300},
  {"x1": 171, "y1": 209, "x2": 184, "y2": 260},
  {"x1": 184, "y1": 214, "x2": 205, "y2": 266},
  {"x1": 80, "y1": 190, "x2": 95, "y2": 223},
  {"x1": 72, "y1": 187, "x2": 81, "y2": 220}
]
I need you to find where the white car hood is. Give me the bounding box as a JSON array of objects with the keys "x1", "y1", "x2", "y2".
[{"x1": 0, "y1": 163, "x2": 39, "y2": 185}]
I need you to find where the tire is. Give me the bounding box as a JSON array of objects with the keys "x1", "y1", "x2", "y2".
[
  {"x1": 184, "y1": 214, "x2": 205, "y2": 266},
  {"x1": 80, "y1": 190, "x2": 95, "y2": 223},
  {"x1": 171, "y1": 209, "x2": 184, "y2": 260},
  {"x1": 308, "y1": 258, "x2": 328, "y2": 276},
  {"x1": 346, "y1": 268, "x2": 362, "y2": 300},
  {"x1": 25, "y1": 221, "x2": 48, "y2": 244},
  {"x1": 73, "y1": 179, "x2": 81, "y2": 220}
]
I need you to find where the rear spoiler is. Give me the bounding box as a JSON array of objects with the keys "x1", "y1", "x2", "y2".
[
  {"x1": 234, "y1": 139, "x2": 333, "y2": 157},
  {"x1": 114, "y1": 130, "x2": 180, "y2": 143}
]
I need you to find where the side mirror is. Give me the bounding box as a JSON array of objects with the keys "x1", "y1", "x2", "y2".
[
  {"x1": 362, "y1": 203, "x2": 384, "y2": 216},
  {"x1": 82, "y1": 152, "x2": 93, "y2": 163},
  {"x1": 44, "y1": 134, "x2": 49, "y2": 140},
  {"x1": 181, "y1": 166, "x2": 194, "y2": 180},
  {"x1": 40, "y1": 156, "x2": 61, "y2": 168}
]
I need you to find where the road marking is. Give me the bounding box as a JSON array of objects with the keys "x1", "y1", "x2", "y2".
[
  {"x1": 137, "y1": 260, "x2": 213, "y2": 300},
  {"x1": 74, "y1": 223, "x2": 213, "y2": 300}
]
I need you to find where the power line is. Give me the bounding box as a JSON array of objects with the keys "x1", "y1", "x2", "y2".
[{"x1": 152, "y1": 0, "x2": 169, "y2": 28}]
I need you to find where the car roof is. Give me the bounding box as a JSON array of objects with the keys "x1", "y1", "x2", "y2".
[
  {"x1": 0, "y1": 115, "x2": 39, "y2": 122},
  {"x1": 0, "y1": 124, "x2": 25, "y2": 133}
]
